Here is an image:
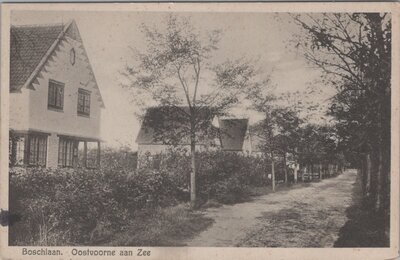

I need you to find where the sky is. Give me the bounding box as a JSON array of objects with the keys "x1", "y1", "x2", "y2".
[{"x1": 11, "y1": 11, "x2": 331, "y2": 150}]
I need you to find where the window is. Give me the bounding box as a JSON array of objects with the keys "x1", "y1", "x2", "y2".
[
  {"x1": 77, "y1": 89, "x2": 91, "y2": 116},
  {"x1": 27, "y1": 135, "x2": 47, "y2": 166},
  {"x1": 9, "y1": 134, "x2": 25, "y2": 166},
  {"x1": 58, "y1": 138, "x2": 77, "y2": 167},
  {"x1": 15, "y1": 137, "x2": 25, "y2": 165},
  {"x1": 48, "y1": 80, "x2": 64, "y2": 110},
  {"x1": 58, "y1": 138, "x2": 99, "y2": 168}
]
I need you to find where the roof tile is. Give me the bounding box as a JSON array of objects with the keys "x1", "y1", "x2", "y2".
[
  {"x1": 136, "y1": 106, "x2": 217, "y2": 145},
  {"x1": 10, "y1": 24, "x2": 64, "y2": 90}
]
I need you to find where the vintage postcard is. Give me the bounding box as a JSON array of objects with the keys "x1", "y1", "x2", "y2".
[{"x1": 0, "y1": 2, "x2": 399, "y2": 260}]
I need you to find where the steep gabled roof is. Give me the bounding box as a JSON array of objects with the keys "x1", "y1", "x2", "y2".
[
  {"x1": 248, "y1": 123, "x2": 267, "y2": 153},
  {"x1": 219, "y1": 118, "x2": 248, "y2": 151},
  {"x1": 136, "y1": 106, "x2": 217, "y2": 145},
  {"x1": 10, "y1": 23, "x2": 64, "y2": 90},
  {"x1": 10, "y1": 20, "x2": 105, "y2": 108}
]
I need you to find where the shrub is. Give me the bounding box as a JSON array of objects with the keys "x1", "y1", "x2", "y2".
[
  {"x1": 9, "y1": 167, "x2": 130, "y2": 245},
  {"x1": 101, "y1": 147, "x2": 137, "y2": 172},
  {"x1": 9, "y1": 165, "x2": 180, "y2": 245},
  {"x1": 154, "y1": 150, "x2": 271, "y2": 204},
  {"x1": 9, "y1": 150, "x2": 272, "y2": 245}
]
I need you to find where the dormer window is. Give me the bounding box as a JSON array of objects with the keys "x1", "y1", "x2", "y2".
[
  {"x1": 48, "y1": 79, "x2": 64, "y2": 110},
  {"x1": 77, "y1": 88, "x2": 91, "y2": 116}
]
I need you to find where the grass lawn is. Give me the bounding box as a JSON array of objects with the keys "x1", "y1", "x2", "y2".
[{"x1": 106, "y1": 204, "x2": 214, "y2": 246}]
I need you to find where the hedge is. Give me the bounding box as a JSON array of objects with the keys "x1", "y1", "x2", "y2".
[{"x1": 9, "y1": 150, "x2": 273, "y2": 245}]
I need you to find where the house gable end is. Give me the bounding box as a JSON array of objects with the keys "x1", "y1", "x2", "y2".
[
  {"x1": 219, "y1": 118, "x2": 249, "y2": 151},
  {"x1": 64, "y1": 21, "x2": 105, "y2": 108},
  {"x1": 65, "y1": 21, "x2": 82, "y2": 42},
  {"x1": 25, "y1": 22, "x2": 102, "y2": 139},
  {"x1": 10, "y1": 20, "x2": 105, "y2": 108}
]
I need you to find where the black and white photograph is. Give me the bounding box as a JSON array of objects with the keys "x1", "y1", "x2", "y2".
[{"x1": 0, "y1": 3, "x2": 398, "y2": 260}]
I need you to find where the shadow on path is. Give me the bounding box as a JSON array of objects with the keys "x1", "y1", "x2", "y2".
[{"x1": 333, "y1": 172, "x2": 389, "y2": 247}]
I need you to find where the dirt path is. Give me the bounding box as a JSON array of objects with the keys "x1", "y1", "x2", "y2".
[{"x1": 186, "y1": 170, "x2": 357, "y2": 247}]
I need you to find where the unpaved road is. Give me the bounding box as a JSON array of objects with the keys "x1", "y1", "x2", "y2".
[{"x1": 186, "y1": 170, "x2": 357, "y2": 247}]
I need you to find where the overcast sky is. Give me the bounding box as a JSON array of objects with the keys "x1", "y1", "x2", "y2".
[{"x1": 11, "y1": 11, "x2": 330, "y2": 150}]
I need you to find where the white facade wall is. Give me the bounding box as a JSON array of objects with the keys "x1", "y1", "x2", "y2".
[
  {"x1": 9, "y1": 90, "x2": 30, "y2": 130},
  {"x1": 10, "y1": 33, "x2": 103, "y2": 168},
  {"x1": 27, "y1": 36, "x2": 102, "y2": 139}
]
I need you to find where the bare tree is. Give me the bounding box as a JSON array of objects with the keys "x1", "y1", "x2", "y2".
[{"x1": 122, "y1": 15, "x2": 268, "y2": 206}]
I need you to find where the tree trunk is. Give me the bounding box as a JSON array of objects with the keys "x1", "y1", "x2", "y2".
[
  {"x1": 283, "y1": 152, "x2": 288, "y2": 183},
  {"x1": 319, "y1": 163, "x2": 322, "y2": 181},
  {"x1": 294, "y1": 162, "x2": 298, "y2": 184},
  {"x1": 360, "y1": 157, "x2": 365, "y2": 195},
  {"x1": 366, "y1": 153, "x2": 372, "y2": 197},
  {"x1": 271, "y1": 152, "x2": 275, "y2": 192},
  {"x1": 190, "y1": 134, "x2": 196, "y2": 207},
  {"x1": 375, "y1": 146, "x2": 383, "y2": 211}
]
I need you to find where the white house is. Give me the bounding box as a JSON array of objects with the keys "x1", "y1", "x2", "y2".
[
  {"x1": 135, "y1": 106, "x2": 218, "y2": 158},
  {"x1": 9, "y1": 20, "x2": 105, "y2": 168},
  {"x1": 135, "y1": 107, "x2": 264, "y2": 166}
]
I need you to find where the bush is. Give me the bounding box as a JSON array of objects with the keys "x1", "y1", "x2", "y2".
[
  {"x1": 9, "y1": 166, "x2": 179, "y2": 245},
  {"x1": 9, "y1": 150, "x2": 272, "y2": 245},
  {"x1": 9, "y1": 167, "x2": 130, "y2": 245},
  {"x1": 156, "y1": 150, "x2": 271, "y2": 204},
  {"x1": 101, "y1": 147, "x2": 137, "y2": 172}
]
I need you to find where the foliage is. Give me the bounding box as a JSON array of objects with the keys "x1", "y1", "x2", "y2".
[
  {"x1": 297, "y1": 124, "x2": 343, "y2": 166},
  {"x1": 9, "y1": 167, "x2": 122, "y2": 245},
  {"x1": 100, "y1": 146, "x2": 137, "y2": 172},
  {"x1": 122, "y1": 14, "x2": 270, "y2": 204},
  {"x1": 10, "y1": 167, "x2": 213, "y2": 246},
  {"x1": 292, "y1": 13, "x2": 391, "y2": 215},
  {"x1": 9, "y1": 166, "x2": 179, "y2": 246},
  {"x1": 146, "y1": 150, "x2": 271, "y2": 203},
  {"x1": 9, "y1": 150, "x2": 272, "y2": 245}
]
